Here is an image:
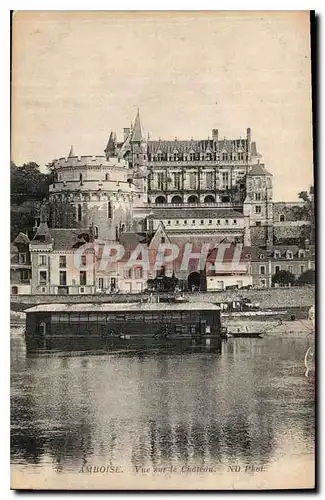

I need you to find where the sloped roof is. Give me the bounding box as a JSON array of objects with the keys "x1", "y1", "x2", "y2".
[
  {"x1": 248, "y1": 163, "x2": 272, "y2": 176},
  {"x1": 50, "y1": 229, "x2": 90, "y2": 250},
  {"x1": 32, "y1": 222, "x2": 52, "y2": 244},
  {"x1": 148, "y1": 208, "x2": 244, "y2": 220},
  {"x1": 13, "y1": 232, "x2": 30, "y2": 245},
  {"x1": 104, "y1": 132, "x2": 117, "y2": 154},
  {"x1": 118, "y1": 232, "x2": 149, "y2": 248},
  {"x1": 130, "y1": 108, "x2": 145, "y2": 143},
  {"x1": 147, "y1": 138, "x2": 248, "y2": 154}
]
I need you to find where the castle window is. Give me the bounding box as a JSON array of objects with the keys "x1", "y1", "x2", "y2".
[
  {"x1": 161, "y1": 237, "x2": 165, "y2": 243},
  {"x1": 256, "y1": 193, "x2": 261, "y2": 201},
  {"x1": 167, "y1": 220, "x2": 171, "y2": 225},
  {"x1": 260, "y1": 265, "x2": 266, "y2": 275},
  {"x1": 208, "y1": 220, "x2": 212, "y2": 224},
  {"x1": 299, "y1": 250, "x2": 305, "y2": 258},
  {"x1": 79, "y1": 173, "x2": 83, "y2": 184},
  {"x1": 225, "y1": 219, "x2": 229, "y2": 225},
  {"x1": 157, "y1": 153, "x2": 162, "y2": 161},
  {"x1": 255, "y1": 205, "x2": 262, "y2": 214},
  {"x1": 200, "y1": 220, "x2": 204, "y2": 225},
  {"x1": 238, "y1": 152, "x2": 244, "y2": 161},
  {"x1": 184, "y1": 220, "x2": 187, "y2": 225},
  {"x1": 59, "y1": 256, "x2": 67, "y2": 268},
  {"x1": 287, "y1": 265, "x2": 293, "y2": 273},
  {"x1": 80, "y1": 271, "x2": 87, "y2": 286},
  {"x1": 189, "y1": 172, "x2": 197, "y2": 189},
  {"x1": 173, "y1": 153, "x2": 178, "y2": 161},
  {"x1": 105, "y1": 173, "x2": 110, "y2": 181},
  {"x1": 81, "y1": 255, "x2": 87, "y2": 267},
  {"x1": 286, "y1": 251, "x2": 293, "y2": 260},
  {"x1": 206, "y1": 153, "x2": 212, "y2": 161},
  {"x1": 259, "y1": 254, "x2": 265, "y2": 259},
  {"x1": 124, "y1": 268, "x2": 132, "y2": 279},
  {"x1": 59, "y1": 270, "x2": 67, "y2": 286},
  {"x1": 233, "y1": 219, "x2": 237, "y2": 224},
  {"x1": 279, "y1": 214, "x2": 285, "y2": 222},
  {"x1": 217, "y1": 220, "x2": 220, "y2": 225},
  {"x1": 256, "y1": 178, "x2": 262, "y2": 189},
  {"x1": 19, "y1": 253, "x2": 27, "y2": 264},
  {"x1": 176, "y1": 220, "x2": 179, "y2": 225},
  {"x1": 157, "y1": 172, "x2": 164, "y2": 190},
  {"x1": 300, "y1": 265, "x2": 305, "y2": 274},
  {"x1": 222, "y1": 153, "x2": 228, "y2": 161},
  {"x1": 77, "y1": 204, "x2": 82, "y2": 222},
  {"x1": 173, "y1": 173, "x2": 181, "y2": 190},
  {"x1": 39, "y1": 270, "x2": 47, "y2": 284},
  {"x1": 190, "y1": 153, "x2": 195, "y2": 161},
  {"x1": 108, "y1": 202, "x2": 112, "y2": 219},
  {"x1": 94, "y1": 226, "x2": 99, "y2": 239},
  {"x1": 222, "y1": 172, "x2": 229, "y2": 185},
  {"x1": 274, "y1": 250, "x2": 281, "y2": 258},
  {"x1": 206, "y1": 172, "x2": 213, "y2": 189},
  {"x1": 39, "y1": 255, "x2": 47, "y2": 266},
  {"x1": 192, "y1": 220, "x2": 196, "y2": 225}
]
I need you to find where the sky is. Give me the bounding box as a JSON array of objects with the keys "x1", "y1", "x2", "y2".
[{"x1": 11, "y1": 11, "x2": 314, "y2": 201}]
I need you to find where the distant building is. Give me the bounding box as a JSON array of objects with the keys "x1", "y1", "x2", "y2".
[{"x1": 10, "y1": 232, "x2": 32, "y2": 295}]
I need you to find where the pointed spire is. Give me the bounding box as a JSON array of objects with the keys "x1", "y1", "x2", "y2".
[
  {"x1": 68, "y1": 145, "x2": 75, "y2": 157},
  {"x1": 104, "y1": 132, "x2": 117, "y2": 158},
  {"x1": 130, "y1": 108, "x2": 145, "y2": 143}
]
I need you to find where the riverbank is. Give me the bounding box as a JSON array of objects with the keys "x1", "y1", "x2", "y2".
[{"x1": 11, "y1": 286, "x2": 314, "y2": 312}]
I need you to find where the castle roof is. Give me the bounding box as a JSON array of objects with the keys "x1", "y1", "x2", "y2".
[
  {"x1": 248, "y1": 164, "x2": 272, "y2": 176},
  {"x1": 13, "y1": 232, "x2": 30, "y2": 245},
  {"x1": 49, "y1": 229, "x2": 91, "y2": 250},
  {"x1": 148, "y1": 208, "x2": 244, "y2": 220},
  {"x1": 130, "y1": 108, "x2": 145, "y2": 143},
  {"x1": 104, "y1": 131, "x2": 117, "y2": 154},
  {"x1": 147, "y1": 138, "x2": 248, "y2": 154}
]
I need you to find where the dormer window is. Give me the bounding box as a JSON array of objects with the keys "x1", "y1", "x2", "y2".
[
  {"x1": 287, "y1": 251, "x2": 293, "y2": 260},
  {"x1": 190, "y1": 153, "x2": 195, "y2": 161},
  {"x1": 274, "y1": 250, "x2": 281, "y2": 258},
  {"x1": 259, "y1": 254, "x2": 265, "y2": 260},
  {"x1": 222, "y1": 153, "x2": 228, "y2": 161},
  {"x1": 299, "y1": 250, "x2": 305, "y2": 258},
  {"x1": 279, "y1": 214, "x2": 285, "y2": 222}
]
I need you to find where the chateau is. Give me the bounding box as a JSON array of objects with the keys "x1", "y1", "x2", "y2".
[
  {"x1": 47, "y1": 109, "x2": 278, "y2": 248},
  {"x1": 11, "y1": 109, "x2": 314, "y2": 295}
]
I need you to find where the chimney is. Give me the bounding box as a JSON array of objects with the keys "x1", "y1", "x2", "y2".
[
  {"x1": 247, "y1": 127, "x2": 252, "y2": 157},
  {"x1": 123, "y1": 128, "x2": 131, "y2": 141},
  {"x1": 212, "y1": 129, "x2": 219, "y2": 142}
]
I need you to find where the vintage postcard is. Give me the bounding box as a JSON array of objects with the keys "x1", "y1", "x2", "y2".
[{"x1": 10, "y1": 11, "x2": 315, "y2": 490}]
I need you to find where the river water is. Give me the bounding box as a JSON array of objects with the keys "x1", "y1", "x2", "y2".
[{"x1": 11, "y1": 327, "x2": 315, "y2": 490}]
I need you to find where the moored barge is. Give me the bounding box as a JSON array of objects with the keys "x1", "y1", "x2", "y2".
[{"x1": 24, "y1": 302, "x2": 222, "y2": 352}]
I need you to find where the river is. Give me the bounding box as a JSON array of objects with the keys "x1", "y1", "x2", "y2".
[{"x1": 10, "y1": 327, "x2": 315, "y2": 490}]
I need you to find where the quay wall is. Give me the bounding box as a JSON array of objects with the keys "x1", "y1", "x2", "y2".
[{"x1": 11, "y1": 286, "x2": 315, "y2": 312}]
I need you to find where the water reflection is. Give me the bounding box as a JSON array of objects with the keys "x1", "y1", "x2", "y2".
[{"x1": 11, "y1": 329, "x2": 314, "y2": 475}]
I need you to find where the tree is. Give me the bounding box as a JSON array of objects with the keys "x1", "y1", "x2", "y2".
[
  {"x1": 272, "y1": 270, "x2": 295, "y2": 287},
  {"x1": 10, "y1": 161, "x2": 54, "y2": 239},
  {"x1": 295, "y1": 269, "x2": 315, "y2": 286}
]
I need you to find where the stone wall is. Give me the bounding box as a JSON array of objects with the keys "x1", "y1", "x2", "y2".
[{"x1": 11, "y1": 286, "x2": 315, "y2": 311}]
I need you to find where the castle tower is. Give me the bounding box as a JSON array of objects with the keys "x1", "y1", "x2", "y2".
[
  {"x1": 130, "y1": 108, "x2": 148, "y2": 169},
  {"x1": 243, "y1": 163, "x2": 274, "y2": 248}
]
